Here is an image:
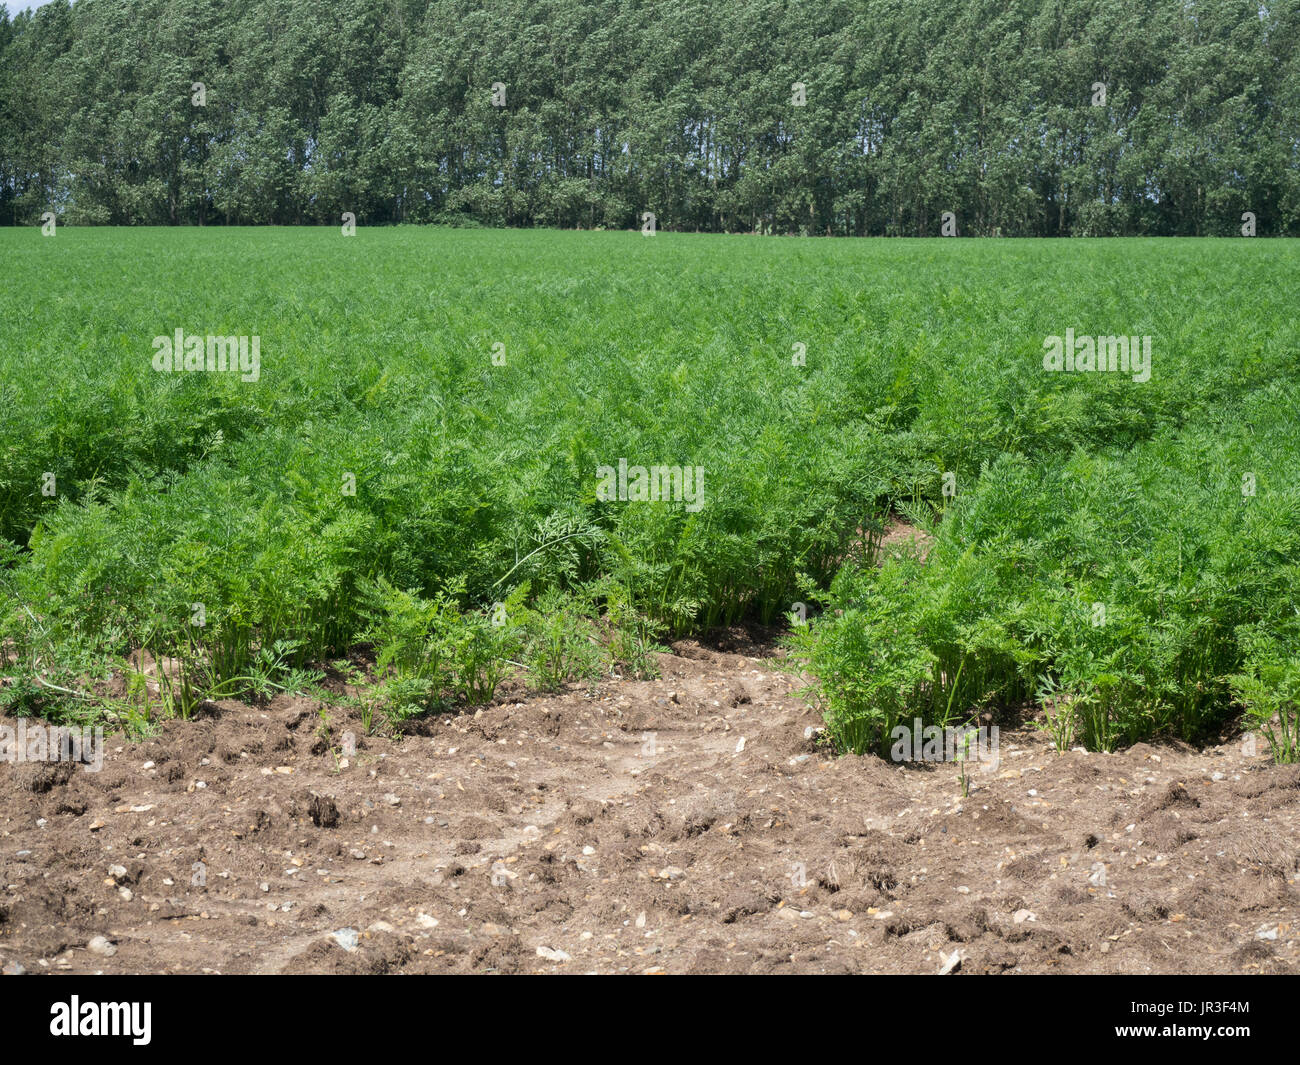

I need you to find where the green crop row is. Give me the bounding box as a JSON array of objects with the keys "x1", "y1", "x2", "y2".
[
  {"x1": 1, "y1": 229, "x2": 1296, "y2": 756},
  {"x1": 787, "y1": 379, "x2": 1300, "y2": 758}
]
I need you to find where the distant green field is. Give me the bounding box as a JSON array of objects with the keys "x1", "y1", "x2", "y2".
[{"x1": 2, "y1": 228, "x2": 1298, "y2": 757}]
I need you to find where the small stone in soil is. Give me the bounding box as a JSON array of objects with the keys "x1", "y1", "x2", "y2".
[{"x1": 87, "y1": 936, "x2": 117, "y2": 957}]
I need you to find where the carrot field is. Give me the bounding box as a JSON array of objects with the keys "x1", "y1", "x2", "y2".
[{"x1": 2, "y1": 227, "x2": 1298, "y2": 759}]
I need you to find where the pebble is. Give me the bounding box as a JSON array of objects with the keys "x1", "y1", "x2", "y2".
[
  {"x1": 2, "y1": 960, "x2": 26, "y2": 975},
  {"x1": 536, "y1": 946, "x2": 571, "y2": 963},
  {"x1": 87, "y1": 936, "x2": 117, "y2": 957},
  {"x1": 330, "y1": 928, "x2": 359, "y2": 952}
]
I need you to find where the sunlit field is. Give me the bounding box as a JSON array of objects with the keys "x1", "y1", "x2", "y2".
[{"x1": 2, "y1": 228, "x2": 1298, "y2": 758}]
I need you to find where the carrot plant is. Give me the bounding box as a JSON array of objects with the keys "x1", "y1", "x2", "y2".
[{"x1": 1229, "y1": 626, "x2": 1300, "y2": 765}]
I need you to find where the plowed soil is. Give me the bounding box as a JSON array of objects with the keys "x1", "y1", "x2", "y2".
[{"x1": 2, "y1": 632, "x2": 1297, "y2": 975}]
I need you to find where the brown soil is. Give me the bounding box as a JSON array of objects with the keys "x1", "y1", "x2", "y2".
[{"x1": 1, "y1": 634, "x2": 1297, "y2": 975}]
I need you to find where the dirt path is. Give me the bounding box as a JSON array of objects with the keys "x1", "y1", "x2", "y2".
[{"x1": 2, "y1": 633, "x2": 1297, "y2": 974}]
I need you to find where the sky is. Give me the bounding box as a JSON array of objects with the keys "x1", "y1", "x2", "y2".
[{"x1": 4, "y1": 0, "x2": 57, "y2": 16}]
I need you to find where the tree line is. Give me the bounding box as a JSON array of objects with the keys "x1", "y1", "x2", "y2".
[{"x1": 1, "y1": 0, "x2": 1297, "y2": 234}]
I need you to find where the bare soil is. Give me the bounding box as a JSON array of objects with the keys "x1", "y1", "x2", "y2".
[{"x1": 2, "y1": 633, "x2": 1297, "y2": 975}]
